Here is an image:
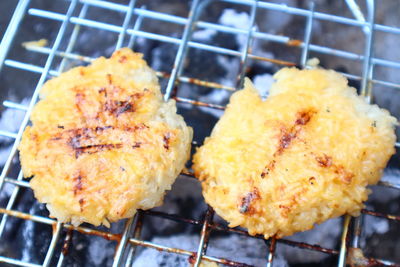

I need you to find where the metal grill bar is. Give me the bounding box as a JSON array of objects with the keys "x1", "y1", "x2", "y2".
[
  {"x1": 0, "y1": 0, "x2": 78, "y2": 191},
  {"x1": 56, "y1": 229, "x2": 72, "y2": 267},
  {"x1": 352, "y1": 216, "x2": 363, "y2": 248},
  {"x1": 193, "y1": 208, "x2": 214, "y2": 266},
  {"x1": 0, "y1": 1, "x2": 79, "y2": 266},
  {"x1": 79, "y1": 0, "x2": 400, "y2": 71},
  {"x1": 3, "y1": 100, "x2": 29, "y2": 111},
  {"x1": 338, "y1": 215, "x2": 351, "y2": 267},
  {"x1": 236, "y1": 0, "x2": 257, "y2": 89},
  {"x1": 0, "y1": 256, "x2": 41, "y2": 267},
  {"x1": 164, "y1": 0, "x2": 200, "y2": 100},
  {"x1": 300, "y1": 2, "x2": 314, "y2": 68},
  {"x1": 57, "y1": 1, "x2": 89, "y2": 73},
  {"x1": 0, "y1": 130, "x2": 18, "y2": 139},
  {"x1": 0, "y1": 0, "x2": 30, "y2": 73},
  {"x1": 27, "y1": 8, "x2": 295, "y2": 67},
  {"x1": 115, "y1": 0, "x2": 136, "y2": 50},
  {"x1": 113, "y1": 217, "x2": 135, "y2": 267},
  {"x1": 360, "y1": 0, "x2": 376, "y2": 100},
  {"x1": 0, "y1": 202, "x2": 397, "y2": 265},
  {"x1": 266, "y1": 237, "x2": 276, "y2": 267},
  {"x1": 4, "y1": 177, "x2": 30, "y2": 188},
  {"x1": 226, "y1": 0, "x2": 400, "y2": 34},
  {"x1": 125, "y1": 211, "x2": 144, "y2": 265},
  {"x1": 16, "y1": 7, "x2": 400, "y2": 90},
  {"x1": 143, "y1": 209, "x2": 340, "y2": 255},
  {"x1": 0, "y1": 0, "x2": 399, "y2": 266},
  {"x1": 339, "y1": 1, "x2": 376, "y2": 266},
  {"x1": 126, "y1": 4, "x2": 145, "y2": 49},
  {"x1": 16, "y1": 44, "x2": 237, "y2": 90},
  {"x1": 2, "y1": 59, "x2": 231, "y2": 110},
  {"x1": 4, "y1": 52, "x2": 235, "y2": 92},
  {"x1": 110, "y1": 2, "x2": 140, "y2": 264},
  {"x1": 0, "y1": 171, "x2": 24, "y2": 238},
  {"x1": 42, "y1": 222, "x2": 62, "y2": 267}
]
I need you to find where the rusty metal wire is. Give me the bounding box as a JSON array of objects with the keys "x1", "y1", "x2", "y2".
[{"x1": 0, "y1": 0, "x2": 399, "y2": 266}]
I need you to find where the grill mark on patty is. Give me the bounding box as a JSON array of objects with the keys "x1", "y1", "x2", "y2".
[
  {"x1": 125, "y1": 123, "x2": 150, "y2": 131},
  {"x1": 103, "y1": 92, "x2": 143, "y2": 117},
  {"x1": 334, "y1": 165, "x2": 354, "y2": 184},
  {"x1": 239, "y1": 187, "x2": 260, "y2": 214},
  {"x1": 276, "y1": 110, "x2": 314, "y2": 155},
  {"x1": 66, "y1": 126, "x2": 114, "y2": 136},
  {"x1": 70, "y1": 84, "x2": 150, "y2": 157},
  {"x1": 261, "y1": 109, "x2": 315, "y2": 178},
  {"x1": 261, "y1": 160, "x2": 276, "y2": 178},
  {"x1": 163, "y1": 132, "x2": 171, "y2": 150},
  {"x1": 279, "y1": 187, "x2": 309, "y2": 217},
  {"x1": 63, "y1": 125, "x2": 148, "y2": 158},
  {"x1": 79, "y1": 199, "x2": 85, "y2": 212},
  {"x1": 313, "y1": 153, "x2": 354, "y2": 184},
  {"x1": 105, "y1": 100, "x2": 134, "y2": 116},
  {"x1": 74, "y1": 143, "x2": 123, "y2": 157},
  {"x1": 74, "y1": 174, "x2": 85, "y2": 212},
  {"x1": 132, "y1": 142, "x2": 141, "y2": 148},
  {"x1": 75, "y1": 92, "x2": 86, "y2": 115},
  {"x1": 64, "y1": 124, "x2": 147, "y2": 135},
  {"x1": 278, "y1": 205, "x2": 291, "y2": 217},
  {"x1": 295, "y1": 110, "x2": 313, "y2": 125},
  {"x1": 76, "y1": 81, "x2": 145, "y2": 120},
  {"x1": 316, "y1": 154, "x2": 332, "y2": 167},
  {"x1": 107, "y1": 74, "x2": 113, "y2": 85},
  {"x1": 98, "y1": 87, "x2": 107, "y2": 97},
  {"x1": 66, "y1": 128, "x2": 123, "y2": 158},
  {"x1": 73, "y1": 174, "x2": 83, "y2": 196},
  {"x1": 276, "y1": 129, "x2": 296, "y2": 156}
]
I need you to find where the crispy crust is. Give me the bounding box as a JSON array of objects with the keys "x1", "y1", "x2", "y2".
[
  {"x1": 19, "y1": 48, "x2": 193, "y2": 226},
  {"x1": 193, "y1": 68, "x2": 397, "y2": 238}
]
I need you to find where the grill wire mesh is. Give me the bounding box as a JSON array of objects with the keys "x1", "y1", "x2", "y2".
[{"x1": 0, "y1": 0, "x2": 400, "y2": 266}]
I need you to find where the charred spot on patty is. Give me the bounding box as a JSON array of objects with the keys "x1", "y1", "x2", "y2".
[
  {"x1": 239, "y1": 187, "x2": 260, "y2": 214},
  {"x1": 334, "y1": 165, "x2": 354, "y2": 184},
  {"x1": 261, "y1": 160, "x2": 276, "y2": 178},
  {"x1": 132, "y1": 142, "x2": 141, "y2": 148},
  {"x1": 295, "y1": 110, "x2": 314, "y2": 125},
  {"x1": 104, "y1": 93, "x2": 143, "y2": 117},
  {"x1": 73, "y1": 174, "x2": 83, "y2": 196},
  {"x1": 316, "y1": 154, "x2": 332, "y2": 167},
  {"x1": 118, "y1": 55, "x2": 127, "y2": 63},
  {"x1": 107, "y1": 74, "x2": 113, "y2": 85},
  {"x1": 276, "y1": 109, "x2": 315, "y2": 155},
  {"x1": 163, "y1": 132, "x2": 171, "y2": 150}
]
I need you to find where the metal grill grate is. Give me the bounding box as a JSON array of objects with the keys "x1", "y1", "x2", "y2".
[{"x1": 0, "y1": 0, "x2": 399, "y2": 266}]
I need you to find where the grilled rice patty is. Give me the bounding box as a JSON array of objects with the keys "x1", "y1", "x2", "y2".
[
  {"x1": 193, "y1": 68, "x2": 397, "y2": 238},
  {"x1": 19, "y1": 48, "x2": 193, "y2": 226}
]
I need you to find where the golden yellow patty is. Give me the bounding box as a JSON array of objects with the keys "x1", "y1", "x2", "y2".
[
  {"x1": 193, "y1": 67, "x2": 397, "y2": 238},
  {"x1": 19, "y1": 48, "x2": 193, "y2": 226}
]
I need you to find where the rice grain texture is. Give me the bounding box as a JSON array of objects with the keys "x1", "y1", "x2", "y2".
[
  {"x1": 19, "y1": 48, "x2": 193, "y2": 226},
  {"x1": 193, "y1": 67, "x2": 397, "y2": 238}
]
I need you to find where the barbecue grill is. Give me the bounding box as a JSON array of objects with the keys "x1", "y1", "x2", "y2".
[{"x1": 0, "y1": 0, "x2": 399, "y2": 266}]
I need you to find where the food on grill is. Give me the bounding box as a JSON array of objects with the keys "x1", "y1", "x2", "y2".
[
  {"x1": 193, "y1": 67, "x2": 397, "y2": 238},
  {"x1": 19, "y1": 48, "x2": 193, "y2": 226}
]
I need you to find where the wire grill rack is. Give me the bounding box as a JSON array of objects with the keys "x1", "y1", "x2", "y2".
[{"x1": 0, "y1": 0, "x2": 399, "y2": 266}]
